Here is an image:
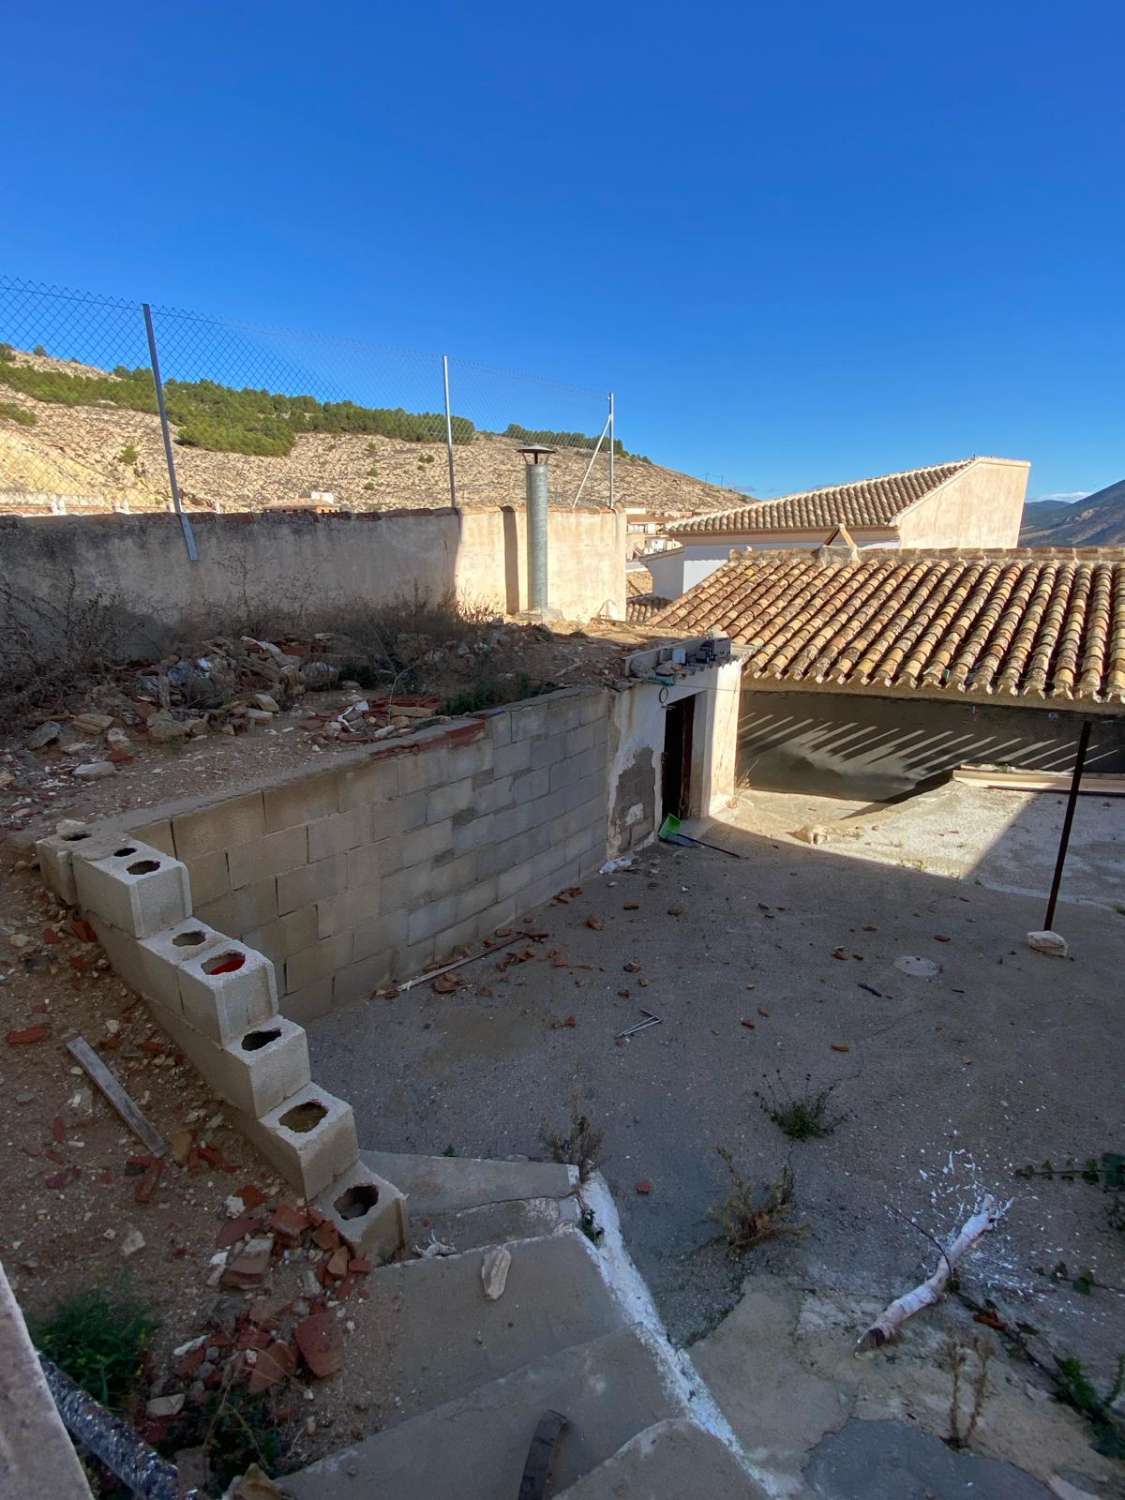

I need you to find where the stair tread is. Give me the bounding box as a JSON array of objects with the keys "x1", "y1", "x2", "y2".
[
  {"x1": 361, "y1": 1149, "x2": 576, "y2": 1215},
  {"x1": 418, "y1": 1194, "x2": 579, "y2": 1254},
  {"x1": 555, "y1": 1418, "x2": 766, "y2": 1499},
  {"x1": 283, "y1": 1327, "x2": 684, "y2": 1499}
]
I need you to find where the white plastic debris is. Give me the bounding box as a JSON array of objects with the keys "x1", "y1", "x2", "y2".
[
  {"x1": 894, "y1": 955, "x2": 940, "y2": 979},
  {"x1": 481, "y1": 1245, "x2": 512, "y2": 1300},
  {"x1": 599, "y1": 855, "x2": 634, "y2": 875}
]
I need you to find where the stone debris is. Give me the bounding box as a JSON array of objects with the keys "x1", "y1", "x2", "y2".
[
  {"x1": 481, "y1": 1244, "x2": 512, "y2": 1301},
  {"x1": 1027, "y1": 929, "x2": 1069, "y2": 957},
  {"x1": 71, "y1": 761, "x2": 116, "y2": 780},
  {"x1": 27, "y1": 721, "x2": 62, "y2": 749},
  {"x1": 120, "y1": 1226, "x2": 146, "y2": 1257}
]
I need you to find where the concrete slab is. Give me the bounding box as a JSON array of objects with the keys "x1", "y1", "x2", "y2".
[
  {"x1": 804, "y1": 1419, "x2": 1052, "y2": 1499},
  {"x1": 555, "y1": 1419, "x2": 765, "y2": 1499},
  {"x1": 419, "y1": 1195, "x2": 576, "y2": 1254},
  {"x1": 283, "y1": 1327, "x2": 683, "y2": 1500},
  {"x1": 341, "y1": 1229, "x2": 624, "y2": 1426},
  {"x1": 360, "y1": 1149, "x2": 577, "y2": 1215}
]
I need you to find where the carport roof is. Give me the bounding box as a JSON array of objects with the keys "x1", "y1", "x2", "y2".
[{"x1": 651, "y1": 548, "x2": 1125, "y2": 710}]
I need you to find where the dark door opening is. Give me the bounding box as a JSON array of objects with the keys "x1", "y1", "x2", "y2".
[{"x1": 662, "y1": 695, "x2": 695, "y2": 821}]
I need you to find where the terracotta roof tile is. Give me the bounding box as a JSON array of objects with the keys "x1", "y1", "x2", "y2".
[
  {"x1": 652, "y1": 549, "x2": 1125, "y2": 709},
  {"x1": 662, "y1": 461, "x2": 972, "y2": 537}
]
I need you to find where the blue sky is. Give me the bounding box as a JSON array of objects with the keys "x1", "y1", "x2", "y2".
[{"x1": 2, "y1": 0, "x2": 1122, "y2": 499}]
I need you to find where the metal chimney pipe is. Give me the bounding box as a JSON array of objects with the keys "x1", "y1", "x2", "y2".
[{"x1": 518, "y1": 445, "x2": 556, "y2": 614}]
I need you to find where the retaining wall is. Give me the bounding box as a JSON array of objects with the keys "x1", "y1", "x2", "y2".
[
  {"x1": 88, "y1": 688, "x2": 611, "y2": 1021},
  {"x1": 0, "y1": 506, "x2": 627, "y2": 651}
]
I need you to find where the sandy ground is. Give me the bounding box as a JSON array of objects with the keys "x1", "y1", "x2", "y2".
[
  {"x1": 307, "y1": 821, "x2": 1125, "y2": 1407},
  {"x1": 730, "y1": 781, "x2": 1125, "y2": 912}
]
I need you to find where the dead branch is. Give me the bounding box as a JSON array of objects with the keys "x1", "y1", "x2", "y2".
[{"x1": 856, "y1": 1196, "x2": 1008, "y2": 1353}]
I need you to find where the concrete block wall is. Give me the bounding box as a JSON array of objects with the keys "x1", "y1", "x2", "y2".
[
  {"x1": 51, "y1": 687, "x2": 612, "y2": 1026},
  {"x1": 35, "y1": 827, "x2": 407, "y2": 1257}
]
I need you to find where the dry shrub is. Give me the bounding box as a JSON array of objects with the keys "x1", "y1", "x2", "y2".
[
  {"x1": 711, "y1": 1148, "x2": 804, "y2": 1257},
  {"x1": 0, "y1": 576, "x2": 133, "y2": 718},
  {"x1": 540, "y1": 1098, "x2": 605, "y2": 1183}
]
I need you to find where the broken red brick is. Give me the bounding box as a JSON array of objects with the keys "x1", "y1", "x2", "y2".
[
  {"x1": 51, "y1": 1117, "x2": 65, "y2": 1143},
  {"x1": 70, "y1": 917, "x2": 98, "y2": 943},
  {"x1": 6, "y1": 1024, "x2": 49, "y2": 1046},
  {"x1": 237, "y1": 1184, "x2": 266, "y2": 1210},
  {"x1": 134, "y1": 1160, "x2": 163, "y2": 1204},
  {"x1": 68, "y1": 954, "x2": 89, "y2": 973},
  {"x1": 325, "y1": 1247, "x2": 349, "y2": 1279},
  {"x1": 830, "y1": 1043, "x2": 851, "y2": 1053},
  {"x1": 348, "y1": 1257, "x2": 372, "y2": 1275},
  {"x1": 295, "y1": 1311, "x2": 342, "y2": 1378},
  {"x1": 635, "y1": 1180, "x2": 653, "y2": 1195},
  {"x1": 312, "y1": 1223, "x2": 340, "y2": 1253},
  {"x1": 268, "y1": 1204, "x2": 310, "y2": 1244},
  {"x1": 216, "y1": 1214, "x2": 262, "y2": 1250},
  {"x1": 740, "y1": 1019, "x2": 755, "y2": 1030},
  {"x1": 139, "y1": 1038, "x2": 169, "y2": 1056},
  {"x1": 248, "y1": 1340, "x2": 296, "y2": 1394},
  {"x1": 42, "y1": 927, "x2": 62, "y2": 945}
]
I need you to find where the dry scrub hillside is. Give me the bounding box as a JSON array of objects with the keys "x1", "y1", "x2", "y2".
[{"x1": 0, "y1": 350, "x2": 745, "y2": 516}]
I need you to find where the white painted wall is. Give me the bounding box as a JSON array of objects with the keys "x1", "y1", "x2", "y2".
[
  {"x1": 607, "y1": 658, "x2": 743, "y2": 856},
  {"x1": 644, "y1": 534, "x2": 901, "y2": 600}
]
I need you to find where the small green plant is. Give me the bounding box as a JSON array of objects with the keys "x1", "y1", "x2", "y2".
[
  {"x1": 0, "y1": 400, "x2": 36, "y2": 426},
  {"x1": 711, "y1": 1149, "x2": 803, "y2": 1257},
  {"x1": 362, "y1": 481, "x2": 375, "y2": 491},
  {"x1": 444, "y1": 672, "x2": 550, "y2": 716},
  {"x1": 1054, "y1": 1354, "x2": 1125, "y2": 1459},
  {"x1": 117, "y1": 443, "x2": 139, "y2": 466},
  {"x1": 0, "y1": 342, "x2": 14, "y2": 362},
  {"x1": 541, "y1": 1098, "x2": 605, "y2": 1182},
  {"x1": 417, "y1": 452, "x2": 435, "y2": 466},
  {"x1": 32, "y1": 344, "x2": 47, "y2": 357},
  {"x1": 33, "y1": 1289, "x2": 158, "y2": 1412},
  {"x1": 164, "y1": 1375, "x2": 284, "y2": 1491},
  {"x1": 757, "y1": 1073, "x2": 843, "y2": 1141}
]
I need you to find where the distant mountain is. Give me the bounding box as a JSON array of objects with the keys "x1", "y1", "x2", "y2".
[{"x1": 1020, "y1": 479, "x2": 1125, "y2": 545}]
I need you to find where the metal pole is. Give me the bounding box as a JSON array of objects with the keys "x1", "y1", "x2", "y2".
[
  {"x1": 142, "y1": 303, "x2": 197, "y2": 562},
  {"x1": 442, "y1": 354, "x2": 457, "y2": 507},
  {"x1": 526, "y1": 460, "x2": 549, "y2": 611},
  {"x1": 572, "y1": 414, "x2": 611, "y2": 508},
  {"x1": 1043, "y1": 719, "x2": 1092, "y2": 931},
  {"x1": 608, "y1": 391, "x2": 615, "y2": 508}
]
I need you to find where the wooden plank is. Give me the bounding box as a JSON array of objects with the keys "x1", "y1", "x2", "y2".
[
  {"x1": 953, "y1": 767, "x2": 1125, "y2": 796},
  {"x1": 65, "y1": 1037, "x2": 168, "y2": 1157}
]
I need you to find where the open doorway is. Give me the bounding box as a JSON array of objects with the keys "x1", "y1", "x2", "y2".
[{"x1": 662, "y1": 694, "x2": 696, "y2": 821}]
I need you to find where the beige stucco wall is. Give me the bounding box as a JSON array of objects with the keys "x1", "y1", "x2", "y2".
[
  {"x1": 895, "y1": 458, "x2": 1030, "y2": 549},
  {"x1": 0, "y1": 507, "x2": 626, "y2": 653}
]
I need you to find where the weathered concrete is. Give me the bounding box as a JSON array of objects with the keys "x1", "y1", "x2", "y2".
[
  {"x1": 283, "y1": 1328, "x2": 684, "y2": 1500},
  {"x1": 0, "y1": 506, "x2": 626, "y2": 652},
  {"x1": 360, "y1": 1149, "x2": 576, "y2": 1215},
  {"x1": 0, "y1": 1267, "x2": 92, "y2": 1500},
  {"x1": 804, "y1": 1420, "x2": 1052, "y2": 1499},
  {"x1": 555, "y1": 1419, "x2": 765, "y2": 1499}
]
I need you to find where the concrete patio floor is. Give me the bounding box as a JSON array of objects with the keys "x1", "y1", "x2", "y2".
[{"x1": 308, "y1": 819, "x2": 1124, "y2": 1492}]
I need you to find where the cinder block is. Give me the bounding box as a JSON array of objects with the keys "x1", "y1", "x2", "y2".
[
  {"x1": 425, "y1": 777, "x2": 475, "y2": 823},
  {"x1": 530, "y1": 735, "x2": 567, "y2": 771},
  {"x1": 277, "y1": 854, "x2": 346, "y2": 916},
  {"x1": 447, "y1": 738, "x2": 493, "y2": 780},
  {"x1": 346, "y1": 843, "x2": 391, "y2": 890},
  {"x1": 395, "y1": 935, "x2": 435, "y2": 981},
  {"x1": 89, "y1": 914, "x2": 153, "y2": 997},
  {"x1": 485, "y1": 710, "x2": 512, "y2": 746},
  {"x1": 579, "y1": 691, "x2": 608, "y2": 725},
  {"x1": 350, "y1": 910, "x2": 407, "y2": 963},
  {"x1": 74, "y1": 839, "x2": 191, "y2": 940},
  {"x1": 233, "y1": 1083, "x2": 358, "y2": 1199},
  {"x1": 455, "y1": 877, "x2": 498, "y2": 923},
  {"x1": 132, "y1": 819, "x2": 176, "y2": 856},
  {"x1": 195, "y1": 879, "x2": 278, "y2": 938},
  {"x1": 285, "y1": 933, "x2": 352, "y2": 994},
  {"x1": 307, "y1": 810, "x2": 367, "y2": 862},
  {"x1": 566, "y1": 723, "x2": 597, "y2": 758},
  {"x1": 138, "y1": 918, "x2": 229, "y2": 1011},
  {"x1": 318, "y1": 883, "x2": 380, "y2": 938},
  {"x1": 313, "y1": 1159, "x2": 407, "y2": 1261},
  {"x1": 221, "y1": 1018, "x2": 311, "y2": 1117},
  {"x1": 333, "y1": 952, "x2": 394, "y2": 1007},
  {"x1": 497, "y1": 856, "x2": 536, "y2": 903},
  {"x1": 451, "y1": 810, "x2": 495, "y2": 855},
  {"x1": 493, "y1": 740, "x2": 531, "y2": 777},
  {"x1": 397, "y1": 746, "x2": 450, "y2": 795},
  {"x1": 245, "y1": 905, "x2": 319, "y2": 965},
  {"x1": 472, "y1": 775, "x2": 513, "y2": 815},
  {"x1": 510, "y1": 702, "x2": 552, "y2": 741},
  {"x1": 278, "y1": 977, "x2": 334, "y2": 1025},
  {"x1": 511, "y1": 767, "x2": 550, "y2": 803},
  {"x1": 338, "y1": 756, "x2": 399, "y2": 811},
  {"x1": 228, "y1": 827, "x2": 307, "y2": 891},
  {"x1": 179, "y1": 940, "x2": 278, "y2": 1042},
  {"x1": 400, "y1": 820, "x2": 452, "y2": 869},
  {"x1": 263, "y1": 770, "x2": 340, "y2": 833},
  {"x1": 407, "y1": 894, "x2": 462, "y2": 946},
  {"x1": 184, "y1": 849, "x2": 230, "y2": 908},
  {"x1": 36, "y1": 827, "x2": 121, "y2": 906},
  {"x1": 433, "y1": 915, "x2": 479, "y2": 962},
  {"x1": 173, "y1": 791, "x2": 264, "y2": 861}
]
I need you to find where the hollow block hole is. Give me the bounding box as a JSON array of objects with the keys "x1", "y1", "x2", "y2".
[
  {"x1": 127, "y1": 859, "x2": 160, "y2": 875},
  {"x1": 241, "y1": 1028, "x2": 281, "y2": 1052},
  {"x1": 113, "y1": 846, "x2": 138, "y2": 858},
  {"x1": 172, "y1": 928, "x2": 208, "y2": 948},
  {"x1": 335, "y1": 1183, "x2": 379, "y2": 1220},
  {"x1": 202, "y1": 950, "x2": 246, "y2": 975},
  {"x1": 62, "y1": 832, "x2": 91, "y2": 843},
  {"x1": 280, "y1": 1101, "x2": 328, "y2": 1133}
]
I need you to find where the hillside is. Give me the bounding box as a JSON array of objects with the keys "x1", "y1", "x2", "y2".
[
  {"x1": 0, "y1": 348, "x2": 746, "y2": 516},
  {"x1": 1020, "y1": 479, "x2": 1125, "y2": 545}
]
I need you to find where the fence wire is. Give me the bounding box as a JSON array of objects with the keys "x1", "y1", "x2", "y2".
[{"x1": 0, "y1": 276, "x2": 614, "y2": 520}]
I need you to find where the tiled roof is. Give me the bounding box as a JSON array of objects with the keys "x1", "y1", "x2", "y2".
[
  {"x1": 626, "y1": 566, "x2": 654, "y2": 597},
  {"x1": 652, "y1": 550, "x2": 1125, "y2": 708},
  {"x1": 626, "y1": 593, "x2": 671, "y2": 623},
  {"x1": 663, "y1": 460, "x2": 972, "y2": 537}
]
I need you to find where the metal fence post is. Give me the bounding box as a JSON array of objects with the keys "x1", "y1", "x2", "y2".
[
  {"x1": 608, "y1": 391, "x2": 616, "y2": 508},
  {"x1": 141, "y1": 303, "x2": 197, "y2": 562},
  {"x1": 442, "y1": 354, "x2": 457, "y2": 507}
]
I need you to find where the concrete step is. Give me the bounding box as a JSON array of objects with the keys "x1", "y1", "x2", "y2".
[
  {"x1": 283, "y1": 1326, "x2": 685, "y2": 1500},
  {"x1": 351, "y1": 1228, "x2": 624, "y2": 1428},
  {"x1": 361, "y1": 1149, "x2": 576, "y2": 1216},
  {"x1": 555, "y1": 1418, "x2": 767, "y2": 1499},
  {"x1": 419, "y1": 1194, "x2": 581, "y2": 1254}
]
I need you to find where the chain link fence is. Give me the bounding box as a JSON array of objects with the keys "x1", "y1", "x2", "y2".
[{"x1": 0, "y1": 276, "x2": 616, "y2": 528}]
